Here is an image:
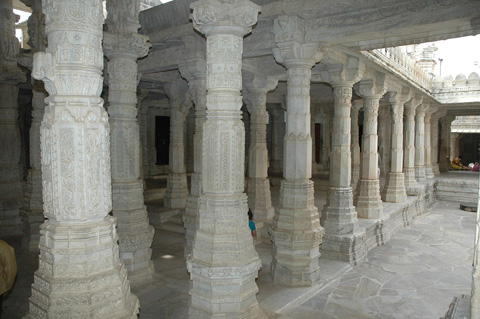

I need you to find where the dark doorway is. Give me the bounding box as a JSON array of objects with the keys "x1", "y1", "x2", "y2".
[
  {"x1": 155, "y1": 116, "x2": 170, "y2": 165},
  {"x1": 315, "y1": 123, "x2": 321, "y2": 163}
]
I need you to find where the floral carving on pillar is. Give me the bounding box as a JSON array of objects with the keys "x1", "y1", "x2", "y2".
[
  {"x1": 104, "y1": 0, "x2": 155, "y2": 286},
  {"x1": 188, "y1": 0, "x2": 262, "y2": 317},
  {"x1": 25, "y1": 0, "x2": 139, "y2": 317}
]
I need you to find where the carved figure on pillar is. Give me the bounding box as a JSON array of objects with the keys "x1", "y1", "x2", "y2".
[
  {"x1": 25, "y1": 0, "x2": 139, "y2": 317},
  {"x1": 164, "y1": 78, "x2": 191, "y2": 208},
  {"x1": 403, "y1": 94, "x2": 422, "y2": 195},
  {"x1": 354, "y1": 72, "x2": 387, "y2": 219},
  {"x1": 0, "y1": 0, "x2": 27, "y2": 237},
  {"x1": 414, "y1": 102, "x2": 429, "y2": 182},
  {"x1": 244, "y1": 73, "x2": 278, "y2": 222},
  {"x1": 382, "y1": 89, "x2": 409, "y2": 203},
  {"x1": 188, "y1": 0, "x2": 262, "y2": 317},
  {"x1": 178, "y1": 37, "x2": 207, "y2": 258},
  {"x1": 270, "y1": 15, "x2": 327, "y2": 286},
  {"x1": 320, "y1": 59, "x2": 366, "y2": 264},
  {"x1": 103, "y1": 0, "x2": 155, "y2": 285}
]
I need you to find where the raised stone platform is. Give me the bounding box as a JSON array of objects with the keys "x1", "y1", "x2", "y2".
[{"x1": 435, "y1": 171, "x2": 479, "y2": 203}]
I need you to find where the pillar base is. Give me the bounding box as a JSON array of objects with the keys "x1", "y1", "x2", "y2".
[
  {"x1": 184, "y1": 194, "x2": 200, "y2": 259},
  {"x1": 355, "y1": 179, "x2": 383, "y2": 219},
  {"x1": 247, "y1": 177, "x2": 274, "y2": 221},
  {"x1": 404, "y1": 167, "x2": 418, "y2": 194},
  {"x1": 382, "y1": 172, "x2": 407, "y2": 203},
  {"x1": 164, "y1": 172, "x2": 188, "y2": 208},
  {"x1": 322, "y1": 187, "x2": 358, "y2": 235},
  {"x1": 415, "y1": 165, "x2": 426, "y2": 182},
  {"x1": 188, "y1": 193, "x2": 261, "y2": 318},
  {"x1": 425, "y1": 164, "x2": 435, "y2": 179},
  {"x1": 21, "y1": 169, "x2": 44, "y2": 252},
  {"x1": 432, "y1": 163, "x2": 440, "y2": 176},
  {"x1": 271, "y1": 180, "x2": 324, "y2": 286},
  {"x1": 24, "y1": 217, "x2": 140, "y2": 319}
]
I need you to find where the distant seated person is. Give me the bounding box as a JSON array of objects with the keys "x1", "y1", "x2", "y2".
[
  {"x1": 451, "y1": 155, "x2": 470, "y2": 170},
  {"x1": 0, "y1": 240, "x2": 17, "y2": 297},
  {"x1": 473, "y1": 162, "x2": 479, "y2": 172},
  {"x1": 248, "y1": 208, "x2": 256, "y2": 238}
]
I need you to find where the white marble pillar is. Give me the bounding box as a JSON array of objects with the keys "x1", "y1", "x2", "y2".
[
  {"x1": 26, "y1": 0, "x2": 139, "y2": 317},
  {"x1": 188, "y1": 0, "x2": 262, "y2": 317},
  {"x1": 424, "y1": 106, "x2": 436, "y2": 179},
  {"x1": 351, "y1": 99, "x2": 362, "y2": 192},
  {"x1": 179, "y1": 42, "x2": 207, "y2": 258},
  {"x1": 20, "y1": 0, "x2": 46, "y2": 251},
  {"x1": 414, "y1": 103, "x2": 428, "y2": 182},
  {"x1": 382, "y1": 91, "x2": 408, "y2": 203},
  {"x1": 245, "y1": 76, "x2": 278, "y2": 222},
  {"x1": 354, "y1": 76, "x2": 387, "y2": 219},
  {"x1": 431, "y1": 111, "x2": 444, "y2": 176},
  {"x1": 321, "y1": 105, "x2": 334, "y2": 169},
  {"x1": 439, "y1": 116, "x2": 454, "y2": 172},
  {"x1": 186, "y1": 108, "x2": 195, "y2": 173},
  {"x1": 270, "y1": 15, "x2": 326, "y2": 286},
  {"x1": 0, "y1": 0, "x2": 27, "y2": 237},
  {"x1": 164, "y1": 79, "x2": 191, "y2": 208},
  {"x1": 473, "y1": 191, "x2": 480, "y2": 319},
  {"x1": 104, "y1": 0, "x2": 155, "y2": 285},
  {"x1": 269, "y1": 106, "x2": 285, "y2": 175},
  {"x1": 403, "y1": 96, "x2": 421, "y2": 194}
]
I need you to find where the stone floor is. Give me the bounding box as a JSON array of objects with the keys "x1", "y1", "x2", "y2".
[{"x1": 1, "y1": 186, "x2": 477, "y2": 319}]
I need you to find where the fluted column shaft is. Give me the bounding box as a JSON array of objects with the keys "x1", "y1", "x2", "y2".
[
  {"x1": 382, "y1": 95, "x2": 407, "y2": 203},
  {"x1": 246, "y1": 90, "x2": 274, "y2": 221},
  {"x1": 104, "y1": 0, "x2": 155, "y2": 285},
  {"x1": 424, "y1": 111, "x2": 434, "y2": 179},
  {"x1": 26, "y1": 0, "x2": 139, "y2": 317},
  {"x1": 355, "y1": 96, "x2": 383, "y2": 219},
  {"x1": 0, "y1": 0, "x2": 26, "y2": 236},
  {"x1": 188, "y1": 1, "x2": 262, "y2": 317},
  {"x1": 414, "y1": 105, "x2": 427, "y2": 182},
  {"x1": 431, "y1": 115, "x2": 441, "y2": 175},
  {"x1": 403, "y1": 104, "x2": 419, "y2": 194}
]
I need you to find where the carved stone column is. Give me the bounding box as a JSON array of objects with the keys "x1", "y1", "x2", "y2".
[
  {"x1": 320, "y1": 60, "x2": 364, "y2": 263},
  {"x1": 269, "y1": 106, "x2": 285, "y2": 175},
  {"x1": 179, "y1": 40, "x2": 207, "y2": 258},
  {"x1": 424, "y1": 106, "x2": 436, "y2": 179},
  {"x1": 0, "y1": 0, "x2": 27, "y2": 237},
  {"x1": 382, "y1": 91, "x2": 408, "y2": 203},
  {"x1": 245, "y1": 75, "x2": 278, "y2": 221},
  {"x1": 354, "y1": 74, "x2": 387, "y2": 219},
  {"x1": 414, "y1": 103, "x2": 428, "y2": 182},
  {"x1": 26, "y1": 0, "x2": 139, "y2": 317},
  {"x1": 320, "y1": 105, "x2": 334, "y2": 169},
  {"x1": 270, "y1": 15, "x2": 326, "y2": 286},
  {"x1": 439, "y1": 116, "x2": 454, "y2": 172},
  {"x1": 431, "y1": 111, "x2": 444, "y2": 175},
  {"x1": 351, "y1": 99, "x2": 362, "y2": 192},
  {"x1": 188, "y1": 1, "x2": 262, "y2": 317},
  {"x1": 20, "y1": 0, "x2": 46, "y2": 251},
  {"x1": 403, "y1": 95, "x2": 421, "y2": 194},
  {"x1": 103, "y1": 0, "x2": 155, "y2": 285},
  {"x1": 164, "y1": 79, "x2": 191, "y2": 208}
]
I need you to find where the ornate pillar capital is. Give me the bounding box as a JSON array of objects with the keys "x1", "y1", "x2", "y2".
[
  {"x1": 355, "y1": 72, "x2": 388, "y2": 100},
  {"x1": 191, "y1": 0, "x2": 260, "y2": 36},
  {"x1": 321, "y1": 57, "x2": 365, "y2": 87},
  {"x1": 103, "y1": 32, "x2": 151, "y2": 59}
]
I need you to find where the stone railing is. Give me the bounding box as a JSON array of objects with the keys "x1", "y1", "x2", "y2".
[
  {"x1": 433, "y1": 72, "x2": 480, "y2": 104},
  {"x1": 363, "y1": 47, "x2": 434, "y2": 91}
]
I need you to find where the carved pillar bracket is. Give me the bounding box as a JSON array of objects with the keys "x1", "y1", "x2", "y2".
[
  {"x1": 320, "y1": 59, "x2": 367, "y2": 264},
  {"x1": 164, "y1": 78, "x2": 191, "y2": 208},
  {"x1": 178, "y1": 44, "x2": 207, "y2": 258},
  {"x1": 188, "y1": 1, "x2": 262, "y2": 317},
  {"x1": 103, "y1": 0, "x2": 155, "y2": 286},
  {"x1": 382, "y1": 89, "x2": 410, "y2": 203},
  {"x1": 20, "y1": 0, "x2": 47, "y2": 251},
  {"x1": 0, "y1": 0, "x2": 27, "y2": 237},
  {"x1": 244, "y1": 75, "x2": 278, "y2": 222},
  {"x1": 424, "y1": 105, "x2": 437, "y2": 179},
  {"x1": 270, "y1": 15, "x2": 327, "y2": 286},
  {"x1": 403, "y1": 94, "x2": 422, "y2": 194},
  {"x1": 415, "y1": 102, "x2": 429, "y2": 182},
  {"x1": 354, "y1": 73, "x2": 387, "y2": 219},
  {"x1": 25, "y1": 0, "x2": 139, "y2": 317}
]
